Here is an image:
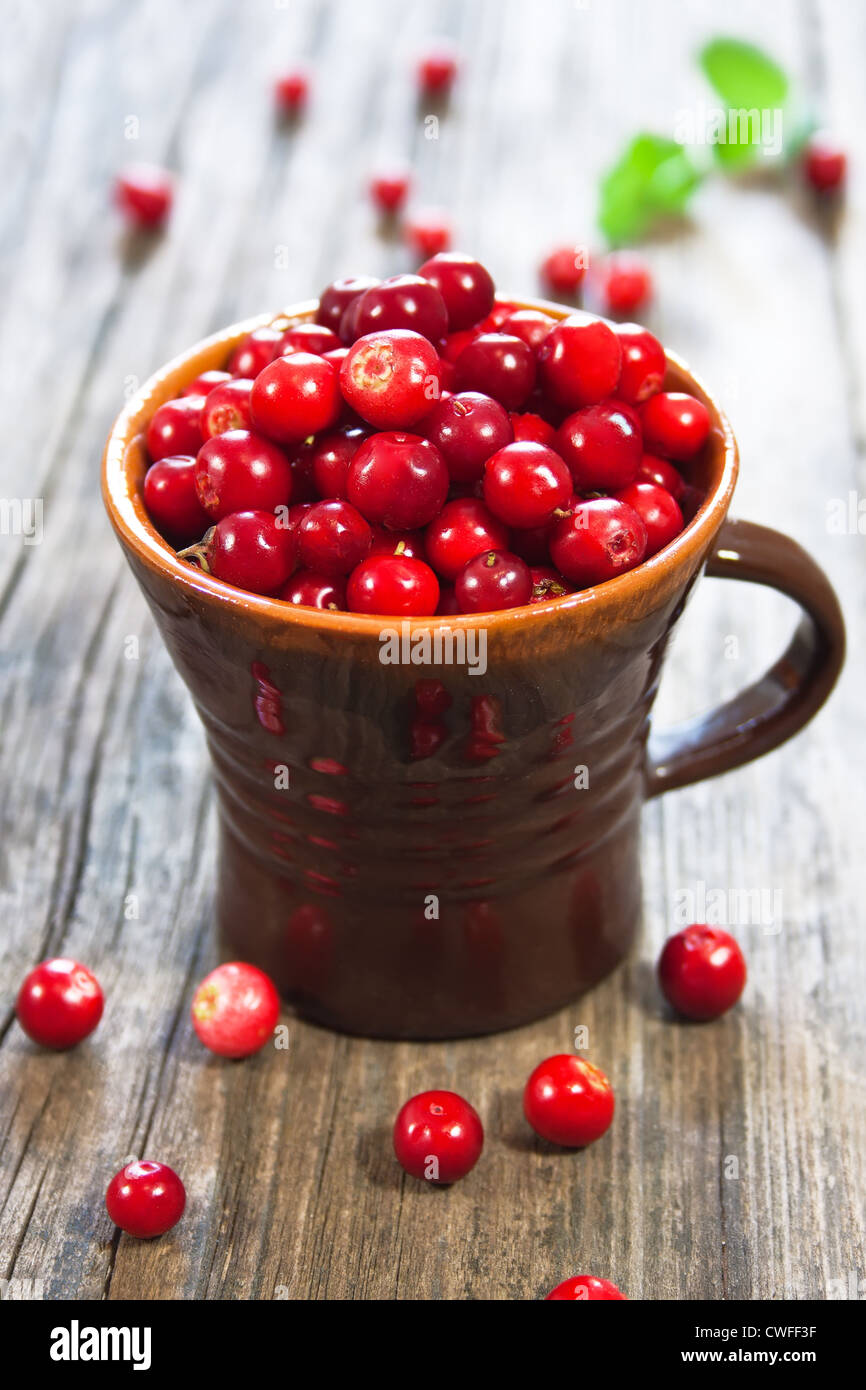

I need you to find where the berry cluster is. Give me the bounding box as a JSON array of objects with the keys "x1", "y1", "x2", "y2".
[{"x1": 142, "y1": 254, "x2": 708, "y2": 617}]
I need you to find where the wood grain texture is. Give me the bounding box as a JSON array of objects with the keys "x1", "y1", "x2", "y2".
[{"x1": 0, "y1": 0, "x2": 863, "y2": 1301}]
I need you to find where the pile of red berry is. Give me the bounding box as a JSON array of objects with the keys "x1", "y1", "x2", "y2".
[{"x1": 142, "y1": 253, "x2": 710, "y2": 617}]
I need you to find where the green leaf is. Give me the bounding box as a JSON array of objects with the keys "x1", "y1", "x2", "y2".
[
  {"x1": 598, "y1": 134, "x2": 703, "y2": 245},
  {"x1": 699, "y1": 37, "x2": 789, "y2": 110}
]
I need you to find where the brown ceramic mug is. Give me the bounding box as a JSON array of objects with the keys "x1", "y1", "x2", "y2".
[{"x1": 102, "y1": 300, "x2": 846, "y2": 1039}]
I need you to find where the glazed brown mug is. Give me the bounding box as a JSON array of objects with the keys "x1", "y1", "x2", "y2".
[{"x1": 102, "y1": 300, "x2": 846, "y2": 1039}]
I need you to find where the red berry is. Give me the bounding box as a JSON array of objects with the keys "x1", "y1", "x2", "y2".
[
  {"x1": 423, "y1": 390, "x2": 513, "y2": 482},
  {"x1": 538, "y1": 316, "x2": 622, "y2": 410},
  {"x1": 348, "y1": 431, "x2": 449, "y2": 529},
  {"x1": 510, "y1": 521, "x2": 556, "y2": 565},
  {"x1": 229, "y1": 326, "x2": 284, "y2": 378},
  {"x1": 640, "y1": 391, "x2": 710, "y2": 460},
  {"x1": 144, "y1": 455, "x2": 210, "y2": 544},
  {"x1": 311, "y1": 426, "x2": 368, "y2": 499},
  {"x1": 417, "y1": 252, "x2": 495, "y2": 330},
  {"x1": 545, "y1": 1275, "x2": 626, "y2": 1301},
  {"x1": 191, "y1": 961, "x2": 280, "y2": 1057},
  {"x1": 416, "y1": 45, "x2": 459, "y2": 98},
  {"x1": 370, "y1": 166, "x2": 411, "y2": 214},
  {"x1": 146, "y1": 395, "x2": 205, "y2": 462},
  {"x1": 316, "y1": 275, "x2": 380, "y2": 336},
  {"x1": 369, "y1": 527, "x2": 428, "y2": 562},
  {"x1": 182, "y1": 369, "x2": 231, "y2": 398},
  {"x1": 201, "y1": 378, "x2": 254, "y2": 439},
  {"x1": 342, "y1": 332, "x2": 442, "y2": 431},
  {"x1": 298, "y1": 500, "x2": 372, "y2": 576},
  {"x1": 105, "y1": 1161, "x2": 185, "y2": 1239},
  {"x1": 615, "y1": 324, "x2": 666, "y2": 405},
  {"x1": 523, "y1": 1054, "x2": 614, "y2": 1147},
  {"x1": 353, "y1": 275, "x2": 449, "y2": 343},
  {"x1": 550, "y1": 498, "x2": 647, "y2": 587},
  {"x1": 205, "y1": 510, "x2": 298, "y2": 595},
  {"x1": 803, "y1": 131, "x2": 846, "y2": 193},
  {"x1": 279, "y1": 569, "x2": 346, "y2": 610},
  {"x1": 614, "y1": 481, "x2": 683, "y2": 556},
  {"x1": 483, "y1": 441, "x2": 572, "y2": 528},
  {"x1": 455, "y1": 549, "x2": 532, "y2": 612},
  {"x1": 16, "y1": 958, "x2": 103, "y2": 1049},
  {"x1": 115, "y1": 164, "x2": 173, "y2": 228},
  {"x1": 540, "y1": 244, "x2": 589, "y2": 296},
  {"x1": 555, "y1": 401, "x2": 642, "y2": 492},
  {"x1": 637, "y1": 452, "x2": 684, "y2": 499},
  {"x1": 454, "y1": 333, "x2": 536, "y2": 410},
  {"x1": 250, "y1": 352, "x2": 340, "y2": 444},
  {"x1": 442, "y1": 328, "x2": 480, "y2": 363},
  {"x1": 274, "y1": 68, "x2": 310, "y2": 117},
  {"x1": 393, "y1": 1090, "x2": 482, "y2": 1184},
  {"x1": 600, "y1": 252, "x2": 652, "y2": 316},
  {"x1": 405, "y1": 209, "x2": 452, "y2": 259},
  {"x1": 194, "y1": 429, "x2": 292, "y2": 519},
  {"x1": 529, "y1": 565, "x2": 572, "y2": 603},
  {"x1": 275, "y1": 322, "x2": 342, "y2": 358},
  {"x1": 425, "y1": 498, "x2": 510, "y2": 580},
  {"x1": 347, "y1": 554, "x2": 439, "y2": 616},
  {"x1": 509, "y1": 411, "x2": 556, "y2": 449},
  {"x1": 499, "y1": 308, "x2": 556, "y2": 352},
  {"x1": 657, "y1": 925, "x2": 747, "y2": 1021}
]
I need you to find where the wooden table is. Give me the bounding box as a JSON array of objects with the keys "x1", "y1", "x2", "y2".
[{"x1": 1, "y1": 0, "x2": 863, "y2": 1301}]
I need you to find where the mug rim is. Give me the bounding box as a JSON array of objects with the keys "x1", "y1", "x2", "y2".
[{"x1": 102, "y1": 296, "x2": 739, "y2": 634}]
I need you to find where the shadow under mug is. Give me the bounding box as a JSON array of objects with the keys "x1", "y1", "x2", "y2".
[{"x1": 102, "y1": 300, "x2": 846, "y2": 1039}]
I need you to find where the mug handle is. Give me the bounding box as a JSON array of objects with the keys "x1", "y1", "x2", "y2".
[{"x1": 645, "y1": 518, "x2": 846, "y2": 798}]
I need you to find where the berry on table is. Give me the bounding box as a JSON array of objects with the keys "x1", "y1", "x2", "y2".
[
  {"x1": 194, "y1": 429, "x2": 292, "y2": 520},
  {"x1": 545, "y1": 1275, "x2": 626, "y2": 1300},
  {"x1": 615, "y1": 323, "x2": 666, "y2": 405},
  {"x1": 482, "y1": 441, "x2": 572, "y2": 528},
  {"x1": 250, "y1": 352, "x2": 340, "y2": 444},
  {"x1": 393, "y1": 1089, "x2": 483, "y2": 1184},
  {"x1": 455, "y1": 549, "x2": 532, "y2": 612},
  {"x1": 523, "y1": 1054, "x2": 614, "y2": 1147},
  {"x1": 298, "y1": 500, "x2": 372, "y2": 575},
  {"x1": 146, "y1": 395, "x2": 205, "y2": 462},
  {"x1": 316, "y1": 275, "x2": 380, "y2": 336},
  {"x1": 105, "y1": 1161, "x2": 186, "y2": 1239},
  {"x1": 640, "y1": 391, "x2": 710, "y2": 460},
  {"x1": 353, "y1": 274, "x2": 449, "y2": 343},
  {"x1": 191, "y1": 961, "x2": 280, "y2": 1057},
  {"x1": 539, "y1": 244, "x2": 588, "y2": 297},
  {"x1": 657, "y1": 924, "x2": 747, "y2": 1021},
  {"x1": 555, "y1": 400, "x2": 642, "y2": 492},
  {"x1": 454, "y1": 333, "x2": 536, "y2": 410},
  {"x1": 342, "y1": 331, "x2": 442, "y2": 430},
  {"x1": 416, "y1": 252, "x2": 495, "y2": 330},
  {"x1": 614, "y1": 480, "x2": 683, "y2": 556},
  {"x1": 423, "y1": 390, "x2": 513, "y2": 482},
  {"x1": 405, "y1": 209, "x2": 452, "y2": 259},
  {"x1": 370, "y1": 165, "x2": 412, "y2": 215},
  {"x1": 202, "y1": 510, "x2": 298, "y2": 595},
  {"x1": 802, "y1": 131, "x2": 846, "y2": 193},
  {"x1": 347, "y1": 431, "x2": 449, "y2": 529},
  {"x1": 599, "y1": 251, "x2": 653, "y2": 316},
  {"x1": 550, "y1": 498, "x2": 647, "y2": 587},
  {"x1": 201, "y1": 378, "x2": 254, "y2": 439},
  {"x1": 115, "y1": 163, "x2": 173, "y2": 229},
  {"x1": 144, "y1": 455, "x2": 211, "y2": 544},
  {"x1": 279, "y1": 569, "x2": 346, "y2": 610},
  {"x1": 538, "y1": 316, "x2": 622, "y2": 410},
  {"x1": 425, "y1": 498, "x2": 510, "y2": 580},
  {"x1": 274, "y1": 67, "x2": 310, "y2": 118},
  {"x1": 347, "y1": 554, "x2": 440, "y2": 616},
  {"x1": 16, "y1": 958, "x2": 104, "y2": 1049},
  {"x1": 416, "y1": 43, "x2": 459, "y2": 99}
]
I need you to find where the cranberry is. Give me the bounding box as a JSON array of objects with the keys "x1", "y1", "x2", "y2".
[
  {"x1": 423, "y1": 391, "x2": 513, "y2": 482},
  {"x1": 546, "y1": 1276, "x2": 626, "y2": 1301},
  {"x1": 393, "y1": 1090, "x2": 482, "y2": 1184},
  {"x1": 499, "y1": 308, "x2": 556, "y2": 352},
  {"x1": 191, "y1": 961, "x2": 280, "y2": 1057},
  {"x1": 144, "y1": 455, "x2": 210, "y2": 545},
  {"x1": 510, "y1": 522, "x2": 555, "y2": 565},
  {"x1": 600, "y1": 252, "x2": 652, "y2": 315},
  {"x1": 275, "y1": 322, "x2": 341, "y2": 358},
  {"x1": 614, "y1": 481, "x2": 683, "y2": 556},
  {"x1": 483, "y1": 441, "x2": 572, "y2": 528},
  {"x1": 436, "y1": 585, "x2": 460, "y2": 614},
  {"x1": 16, "y1": 958, "x2": 103, "y2": 1049},
  {"x1": 638, "y1": 452, "x2": 684, "y2": 499},
  {"x1": 550, "y1": 499, "x2": 647, "y2": 587},
  {"x1": 341, "y1": 331, "x2": 442, "y2": 429},
  {"x1": 316, "y1": 275, "x2": 380, "y2": 336},
  {"x1": 524, "y1": 1054, "x2": 614, "y2": 1147},
  {"x1": 640, "y1": 391, "x2": 710, "y2": 460},
  {"x1": 425, "y1": 498, "x2": 510, "y2": 580},
  {"x1": 274, "y1": 67, "x2": 310, "y2": 118},
  {"x1": 279, "y1": 569, "x2": 346, "y2": 610},
  {"x1": 353, "y1": 275, "x2": 449, "y2": 344},
  {"x1": 417, "y1": 252, "x2": 495, "y2": 330},
  {"x1": 205, "y1": 510, "x2": 298, "y2": 595},
  {"x1": 229, "y1": 326, "x2": 284, "y2": 378},
  {"x1": 146, "y1": 395, "x2": 204, "y2": 462},
  {"x1": 298, "y1": 500, "x2": 372, "y2": 575},
  {"x1": 437, "y1": 357, "x2": 457, "y2": 394},
  {"x1": 455, "y1": 549, "x2": 532, "y2": 612},
  {"x1": 115, "y1": 163, "x2": 173, "y2": 228},
  {"x1": 347, "y1": 431, "x2": 448, "y2": 529},
  {"x1": 201, "y1": 378, "x2": 254, "y2": 439},
  {"x1": 658, "y1": 925, "x2": 747, "y2": 1021},
  {"x1": 370, "y1": 165, "x2": 411, "y2": 214},
  {"x1": 194, "y1": 429, "x2": 291, "y2": 519},
  {"x1": 405, "y1": 209, "x2": 452, "y2": 259},
  {"x1": 286, "y1": 439, "x2": 319, "y2": 502},
  {"x1": 454, "y1": 333, "x2": 536, "y2": 410},
  {"x1": 368, "y1": 527, "x2": 428, "y2": 562},
  {"x1": 416, "y1": 43, "x2": 459, "y2": 98},
  {"x1": 311, "y1": 426, "x2": 368, "y2": 499},
  {"x1": 347, "y1": 554, "x2": 440, "y2": 616},
  {"x1": 442, "y1": 328, "x2": 479, "y2": 363},
  {"x1": 105, "y1": 1161, "x2": 186, "y2": 1239},
  {"x1": 510, "y1": 411, "x2": 557, "y2": 448},
  {"x1": 803, "y1": 131, "x2": 846, "y2": 193},
  {"x1": 540, "y1": 244, "x2": 588, "y2": 296},
  {"x1": 529, "y1": 565, "x2": 571, "y2": 602},
  {"x1": 323, "y1": 346, "x2": 350, "y2": 371},
  {"x1": 182, "y1": 369, "x2": 231, "y2": 398},
  {"x1": 555, "y1": 401, "x2": 642, "y2": 492},
  {"x1": 538, "y1": 316, "x2": 622, "y2": 409},
  {"x1": 250, "y1": 352, "x2": 340, "y2": 444},
  {"x1": 615, "y1": 323, "x2": 666, "y2": 404}
]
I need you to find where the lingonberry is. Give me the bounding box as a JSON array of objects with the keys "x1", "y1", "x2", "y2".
[
  {"x1": 353, "y1": 275, "x2": 449, "y2": 344},
  {"x1": 250, "y1": 352, "x2": 340, "y2": 444},
  {"x1": 483, "y1": 441, "x2": 572, "y2": 528},
  {"x1": 16, "y1": 958, "x2": 104, "y2": 1049},
  {"x1": 499, "y1": 308, "x2": 556, "y2": 352},
  {"x1": 298, "y1": 500, "x2": 372, "y2": 576},
  {"x1": 640, "y1": 391, "x2": 710, "y2": 460},
  {"x1": 405, "y1": 209, "x2": 452, "y2": 259},
  {"x1": 194, "y1": 429, "x2": 292, "y2": 520},
  {"x1": 529, "y1": 565, "x2": 572, "y2": 603},
  {"x1": 105, "y1": 1161, "x2": 186, "y2": 1239},
  {"x1": 416, "y1": 43, "x2": 459, "y2": 98},
  {"x1": 614, "y1": 481, "x2": 683, "y2": 556},
  {"x1": 368, "y1": 527, "x2": 428, "y2": 562},
  {"x1": 600, "y1": 252, "x2": 652, "y2": 316},
  {"x1": 279, "y1": 569, "x2": 346, "y2": 610},
  {"x1": 347, "y1": 554, "x2": 440, "y2": 616},
  {"x1": 200, "y1": 378, "x2": 254, "y2": 439},
  {"x1": 455, "y1": 549, "x2": 532, "y2": 612},
  {"x1": 275, "y1": 321, "x2": 342, "y2": 358},
  {"x1": 341, "y1": 331, "x2": 442, "y2": 430},
  {"x1": 115, "y1": 164, "x2": 173, "y2": 229},
  {"x1": 425, "y1": 498, "x2": 510, "y2": 580},
  {"x1": 274, "y1": 67, "x2": 310, "y2": 118},
  {"x1": 393, "y1": 1090, "x2": 483, "y2": 1184},
  {"x1": 539, "y1": 244, "x2": 588, "y2": 296},
  {"x1": 545, "y1": 1275, "x2": 626, "y2": 1301},
  {"x1": 287, "y1": 439, "x2": 319, "y2": 502},
  {"x1": 370, "y1": 165, "x2": 412, "y2": 215},
  {"x1": 146, "y1": 395, "x2": 205, "y2": 462},
  {"x1": 637, "y1": 452, "x2": 685, "y2": 499},
  {"x1": 417, "y1": 252, "x2": 495, "y2": 331},
  {"x1": 615, "y1": 323, "x2": 666, "y2": 405},
  {"x1": 510, "y1": 411, "x2": 557, "y2": 448},
  {"x1": 323, "y1": 345, "x2": 350, "y2": 372},
  {"x1": 555, "y1": 400, "x2": 642, "y2": 492},
  {"x1": 538, "y1": 315, "x2": 622, "y2": 409},
  {"x1": 437, "y1": 357, "x2": 457, "y2": 393},
  {"x1": 550, "y1": 498, "x2": 647, "y2": 587},
  {"x1": 229, "y1": 325, "x2": 284, "y2": 378},
  {"x1": 316, "y1": 275, "x2": 380, "y2": 336},
  {"x1": 454, "y1": 333, "x2": 536, "y2": 410},
  {"x1": 182, "y1": 369, "x2": 231, "y2": 398},
  {"x1": 347, "y1": 432, "x2": 449, "y2": 529},
  {"x1": 191, "y1": 961, "x2": 280, "y2": 1057},
  {"x1": 657, "y1": 924, "x2": 747, "y2": 1021},
  {"x1": 524, "y1": 1054, "x2": 614, "y2": 1147},
  {"x1": 509, "y1": 521, "x2": 555, "y2": 565},
  {"x1": 423, "y1": 391, "x2": 513, "y2": 482},
  {"x1": 204, "y1": 510, "x2": 298, "y2": 595},
  {"x1": 311, "y1": 426, "x2": 368, "y2": 499},
  {"x1": 803, "y1": 131, "x2": 846, "y2": 193},
  {"x1": 442, "y1": 328, "x2": 480, "y2": 363},
  {"x1": 144, "y1": 456, "x2": 211, "y2": 544}
]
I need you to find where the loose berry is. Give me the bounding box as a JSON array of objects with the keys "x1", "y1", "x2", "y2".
[
  {"x1": 347, "y1": 554, "x2": 439, "y2": 616},
  {"x1": 16, "y1": 958, "x2": 104, "y2": 1049},
  {"x1": 657, "y1": 925, "x2": 747, "y2": 1021},
  {"x1": 274, "y1": 68, "x2": 310, "y2": 118},
  {"x1": 545, "y1": 1276, "x2": 626, "y2": 1301},
  {"x1": 393, "y1": 1090, "x2": 482, "y2": 1184},
  {"x1": 191, "y1": 961, "x2": 280, "y2": 1057},
  {"x1": 637, "y1": 452, "x2": 684, "y2": 499},
  {"x1": 614, "y1": 481, "x2": 683, "y2": 556},
  {"x1": 311, "y1": 426, "x2": 368, "y2": 499},
  {"x1": 370, "y1": 166, "x2": 411, "y2": 215},
  {"x1": 600, "y1": 252, "x2": 652, "y2": 316},
  {"x1": 640, "y1": 391, "x2": 710, "y2": 460},
  {"x1": 802, "y1": 131, "x2": 846, "y2": 193},
  {"x1": 550, "y1": 498, "x2": 647, "y2": 587},
  {"x1": 523, "y1": 1054, "x2": 614, "y2": 1147},
  {"x1": 499, "y1": 308, "x2": 556, "y2": 352},
  {"x1": 423, "y1": 391, "x2": 513, "y2": 482},
  {"x1": 510, "y1": 411, "x2": 557, "y2": 448},
  {"x1": 615, "y1": 324, "x2": 666, "y2": 405},
  {"x1": 182, "y1": 369, "x2": 231, "y2": 398},
  {"x1": 194, "y1": 429, "x2": 292, "y2": 519},
  {"x1": 425, "y1": 498, "x2": 510, "y2": 580},
  {"x1": 275, "y1": 322, "x2": 342, "y2": 358},
  {"x1": 201, "y1": 378, "x2": 254, "y2": 439},
  {"x1": 347, "y1": 431, "x2": 448, "y2": 529},
  {"x1": 279, "y1": 569, "x2": 346, "y2": 610},
  {"x1": 115, "y1": 164, "x2": 173, "y2": 229},
  {"x1": 455, "y1": 549, "x2": 532, "y2": 612},
  {"x1": 298, "y1": 500, "x2": 372, "y2": 576},
  {"x1": 205, "y1": 510, "x2": 298, "y2": 595},
  {"x1": 353, "y1": 275, "x2": 449, "y2": 343},
  {"x1": 483, "y1": 441, "x2": 572, "y2": 528},
  {"x1": 342, "y1": 332, "x2": 442, "y2": 430},
  {"x1": 454, "y1": 333, "x2": 536, "y2": 410},
  {"x1": 538, "y1": 316, "x2": 622, "y2": 409},
  {"x1": 405, "y1": 209, "x2": 452, "y2": 259},
  {"x1": 555, "y1": 401, "x2": 642, "y2": 492},
  {"x1": 539, "y1": 244, "x2": 589, "y2": 296},
  {"x1": 105, "y1": 1161, "x2": 186, "y2": 1239},
  {"x1": 250, "y1": 352, "x2": 340, "y2": 444},
  {"x1": 417, "y1": 252, "x2": 495, "y2": 330},
  {"x1": 144, "y1": 456, "x2": 210, "y2": 544},
  {"x1": 416, "y1": 45, "x2": 459, "y2": 98},
  {"x1": 316, "y1": 275, "x2": 380, "y2": 336},
  {"x1": 229, "y1": 326, "x2": 284, "y2": 378},
  {"x1": 146, "y1": 396, "x2": 205, "y2": 462}
]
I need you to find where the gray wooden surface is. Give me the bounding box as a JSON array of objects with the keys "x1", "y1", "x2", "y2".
[{"x1": 0, "y1": 0, "x2": 863, "y2": 1301}]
